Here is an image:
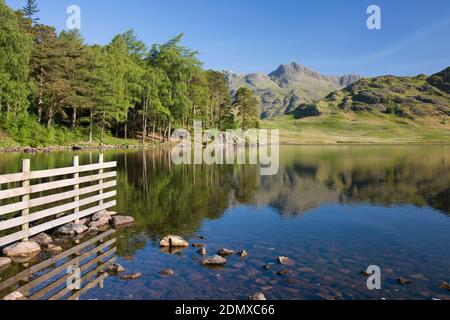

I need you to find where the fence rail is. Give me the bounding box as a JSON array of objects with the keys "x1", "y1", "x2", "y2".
[{"x1": 0, "y1": 154, "x2": 117, "y2": 247}]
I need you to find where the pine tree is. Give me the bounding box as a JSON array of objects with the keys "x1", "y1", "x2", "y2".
[{"x1": 22, "y1": 0, "x2": 39, "y2": 24}]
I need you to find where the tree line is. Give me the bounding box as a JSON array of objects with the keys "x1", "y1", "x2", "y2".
[{"x1": 0, "y1": 0, "x2": 260, "y2": 146}]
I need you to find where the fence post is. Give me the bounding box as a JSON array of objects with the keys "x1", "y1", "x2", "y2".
[
  {"x1": 73, "y1": 156, "x2": 80, "y2": 224},
  {"x1": 21, "y1": 159, "x2": 30, "y2": 242},
  {"x1": 98, "y1": 154, "x2": 104, "y2": 206}
]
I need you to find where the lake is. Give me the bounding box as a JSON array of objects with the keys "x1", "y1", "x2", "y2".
[{"x1": 0, "y1": 145, "x2": 449, "y2": 300}]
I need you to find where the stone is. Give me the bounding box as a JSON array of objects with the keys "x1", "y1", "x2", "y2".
[
  {"x1": 217, "y1": 248, "x2": 235, "y2": 256},
  {"x1": 159, "y1": 269, "x2": 175, "y2": 276},
  {"x1": 439, "y1": 282, "x2": 450, "y2": 291},
  {"x1": 249, "y1": 293, "x2": 267, "y2": 301},
  {"x1": 111, "y1": 215, "x2": 135, "y2": 227},
  {"x1": 201, "y1": 255, "x2": 227, "y2": 266},
  {"x1": 120, "y1": 272, "x2": 141, "y2": 280},
  {"x1": 0, "y1": 257, "x2": 12, "y2": 268},
  {"x1": 192, "y1": 243, "x2": 206, "y2": 248},
  {"x1": 46, "y1": 244, "x2": 63, "y2": 255},
  {"x1": 277, "y1": 256, "x2": 290, "y2": 265},
  {"x1": 89, "y1": 216, "x2": 110, "y2": 228},
  {"x1": 3, "y1": 291, "x2": 27, "y2": 300},
  {"x1": 3, "y1": 241, "x2": 41, "y2": 258},
  {"x1": 108, "y1": 262, "x2": 125, "y2": 274},
  {"x1": 197, "y1": 247, "x2": 207, "y2": 256},
  {"x1": 57, "y1": 223, "x2": 88, "y2": 236},
  {"x1": 92, "y1": 210, "x2": 111, "y2": 221},
  {"x1": 29, "y1": 233, "x2": 53, "y2": 246},
  {"x1": 238, "y1": 250, "x2": 248, "y2": 259},
  {"x1": 263, "y1": 264, "x2": 273, "y2": 271},
  {"x1": 277, "y1": 269, "x2": 291, "y2": 276},
  {"x1": 159, "y1": 235, "x2": 189, "y2": 248},
  {"x1": 397, "y1": 278, "x2": 412, "y2": 285}
]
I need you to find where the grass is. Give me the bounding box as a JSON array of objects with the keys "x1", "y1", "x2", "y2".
[{"x1": 261, "y1": 113, "x2": 450, "y2": 144}]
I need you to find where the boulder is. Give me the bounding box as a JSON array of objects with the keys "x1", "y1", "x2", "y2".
[
  {"x1": 92, "y1": 210, "x2": 111, "y2": 221},
  {"x1": 3, "y1": 241, "x2": 41, "y2": 258},
  {"x1": 29, "y1": 233, "x2": 53, "y2": 246},
  {"x1": 217, "y1": 249, "x2": 235, "y2": 256},
  {"x1": 3, "y1": 291, "x2": 27, "y2": 300},
  {"x1": 249, "y1": 293, "x2": 267, "y2": 301},
  {"x1": 277, "y1": 256, "x2": 290, "y2": 265},
  {"x1": 0, "y1": 257, "x2": 12, "y2": 268},
  {"x1": 57, "y1": 223, "x2": 88, "y2": 236},
  {"x1": 201, "y1": 255, "x2": 227, "y2": 266},
  {"x1": 159, "y1": 269, "x2": 175, "y2": 276},
  {"x1": 107, "y1": 262, "x2": 125, "y2": 274},
  {"x1": 111, "y1": 215, "x2": 135, "y2": 227},
  {"x1": 159, "y1": 235, "x2": 189, "y2": 248},
  {"x1": 46, "y1": 244, "x2": 63, "y2": 255}
]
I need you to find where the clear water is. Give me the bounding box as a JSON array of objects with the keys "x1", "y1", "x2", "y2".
[{"x1": 0, "y1": 146, "x2": 449, "y2": 300}]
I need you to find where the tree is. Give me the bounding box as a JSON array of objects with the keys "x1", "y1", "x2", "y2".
[
  {"x1": 206, "y1": 70, "x2": 232, "y2": 129},
  {"x1": 0, "y1": 0, "x2": 32, "y2": 119},
  {"x1": 22, "y1": 0, "x2": 39, "y2": 23},
  {"x1": 233, "y1": 87, "x2": 260, "y2": 130}
]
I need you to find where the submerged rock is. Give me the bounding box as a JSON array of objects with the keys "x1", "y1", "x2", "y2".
[
  {"x1": 192, "y1": 243, "x2": 206, "y2": 248},
  {"x1": 159, "y1": 235, "x2": 189, "y2": 248},
  {"x1": 111, "y1": 215, "x2": 135, "y2": 227},
  {"x1": 277, "y1": 269, "x2": 291, "y2": 276},
  {"x1": 0, "y1": 257, "x2": 12, "y2": 268},
  {"x1": 249, "y1": 293, "x2": 267, "y2": 301},
  {"x1": 217, "y1": 249, "x2": 235, "y2": 256},
  {"x1": 29, "y1": 233, "x2": 53, "y2": 246},
  {"x1": 46, "y1": 244, "x2": 63, "y2": 255},
  {"x1": 108, "y1": 263, "x2": 125, "y2": 274},
  {"x1": 120, "y1": 272, "x2": 141, "y2": 280},
  {"x1": 397, "y1": 278, "x2": 412, "y2": 285},
  {"x1": 3, "y1": 241, "x2": 41, "y2": 258},
  {"x1": 195, "y1": 235, "x2": 207, "y2": 240},
  {"x1": 202, "y1": 255, "x2": 227, "y2": 266},
  {"x1": 159, "y1": 269, "x2": 175, "y2": 276},
  {"x1": 57, "y1": 223, "x2": 88, "y2": 236},
  {"x1": 263, "y1": 264, "x2": 274, "y2": 271}
]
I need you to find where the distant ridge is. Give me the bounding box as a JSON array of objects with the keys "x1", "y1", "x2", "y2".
[{"x1": 225, "y1": 62, "x2": 361, "y2": 118}]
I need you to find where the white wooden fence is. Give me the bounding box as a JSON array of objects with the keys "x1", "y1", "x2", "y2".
[{"x1": 0, "y1": 154, "x2": 117, "y2": 247}]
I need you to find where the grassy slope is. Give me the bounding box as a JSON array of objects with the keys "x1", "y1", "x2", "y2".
[{"x1": 262, "y1": 113, "x2": 450, "y2": 144}]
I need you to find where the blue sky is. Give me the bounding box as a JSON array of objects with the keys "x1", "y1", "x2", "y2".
[{"x1": 7, "y1": 0, "x2": 450, "y2": 76}]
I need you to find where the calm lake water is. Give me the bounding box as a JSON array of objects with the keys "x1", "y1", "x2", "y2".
[{"x1": 0, "y1": 146, "x2": 449, "y2": 300}]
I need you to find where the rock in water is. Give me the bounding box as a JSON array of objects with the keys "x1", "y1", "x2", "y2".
[
  {"x1": 249, "y1": 293, "x2": 267, "y2": 301},
  {"x1": 439, "y1": 282, "x2": 450, "y2": 291},
  {"x1": 202, "y1": 255, "x2": 227, "y2": 266},
  {"x1": 57, "y1": 223, "x2": 88, "y2": 236},
  {"x1": 397, "y1": 278, "x2": 412, "y2": 285},
  {"x1": 29, "y1": 233, "x2": 53, "y2": 246},
  {"x1": 159, "y1": 269, "x2": 175, "y2": 276},
  {"x1": 120, "y1": 272, "x2": 141, "y2": 280},
  {"x1": 263, "y1": 264, "x2": 273, "y2": 271},
  {"x1": 217, "y1": 249, "x2": 235, "y2": 256},
  {"x1": 277, "y1": 256, "x2": 290, "y2": 265},
  {"x1": 192, "y1": 243, "x2": 206, "y2": 248},
  {"x1": 46, "y1": 244, "x2": 63, "y2": 255},
  {"x1": 89, "y1": 216, "x2": 110, "y2": 228},
  {"x1": 277, "y1": 269, "x2": 291, "y2": 276},
  {"x1": 238, "y1": 250, "x2": 248, "y2": 259},
  {"x1": 111, "y1": 215, "x2": 135, "y2": 227},
  {"x1": 108, "y1": 263, "x2": 125, "y2": 274},
  {"x1": 3, "y1": 241, "x2": 41, "y2": 258},
  {"x1": 159, "y1": 235, "x2": 189, "y2": 248},
  {"x1": 198, "y1": 247, "x2": 207, "y2": 256},
  {"x1": 0, "y1": 257, "x2": 12, "y2": 268}
]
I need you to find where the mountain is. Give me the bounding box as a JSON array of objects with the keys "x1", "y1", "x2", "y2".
[
  {"x1": 225, "y1": 62, "x2": 360, "y2": 119},
  {"x1": 290, "y1": 67, "x2": 450, "y2": 122}
]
